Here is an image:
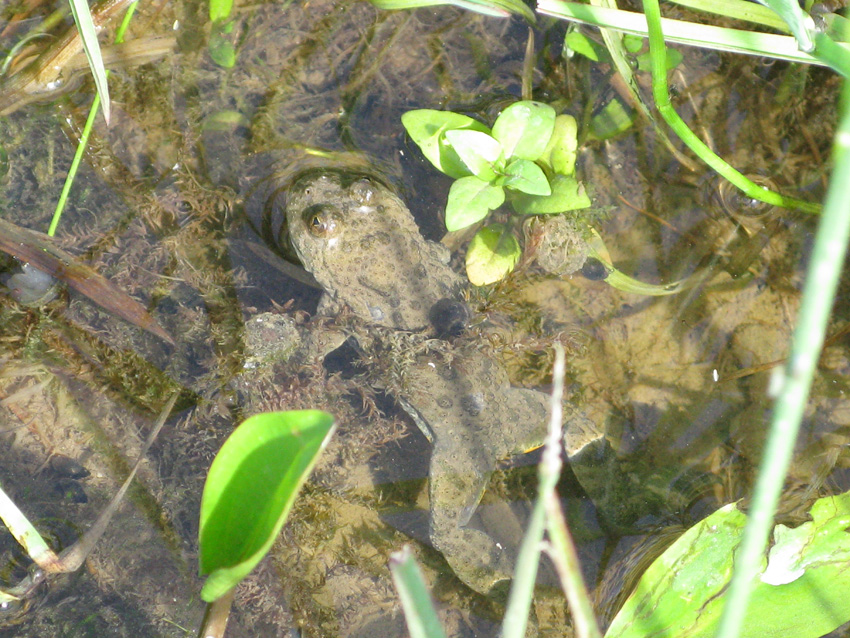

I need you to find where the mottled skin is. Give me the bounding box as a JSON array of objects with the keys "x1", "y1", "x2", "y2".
[
  {"x1": 286, "y1": 170, "x2": 464, "y2": 331},
  {"x1": 286, "y1": 170, "x2": 600, "y2": 592}
]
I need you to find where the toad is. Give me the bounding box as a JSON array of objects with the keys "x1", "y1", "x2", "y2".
[{"x1": 285, "y1": 169, "x2": 603, "y2": 593}]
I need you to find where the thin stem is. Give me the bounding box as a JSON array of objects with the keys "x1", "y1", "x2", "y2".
[
  {"x1": 715, "y1": 78, "x2": 850, "y2": 638},
  {"x1": 641, "y1": 0, "x2": 821, "y2": 214},
  {"x1": 47, "y1": 1, "x2": 139, "y2": 237}
]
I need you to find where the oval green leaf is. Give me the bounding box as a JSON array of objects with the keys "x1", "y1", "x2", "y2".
[
  {"x1": 465, "y1": 224, "x2": 520, "y2": 285},
  {"x1": 539, "y1": 114, "x2": 579, "y2": 176},
  {"x1": 445, "y1": 177, "x2": 505, "y2": 232},
  {"x1": 491, "y1": 101, "x2": 556, "y2": 161},
  {"x1": 500, "y1": 158, "x2": 551, "y2": 196},
  {"x1": 444, "y1": 129, "x2": 503, "y2": 181},
  {"x1": 402, "y1": 110, "x2": 490, "y2": 179},
  {"x1": 590, "y1": 99, "x2": 635, "y2": 141},
  {"x1": 199, "y1": 410, "x2": 336, "y2": 602},
  {"x1": 511, "y1": 174, "x2": 591, "y2": 215},
  {"x1": 209, "y1": 28, "x2": 237, "y2": 69}
]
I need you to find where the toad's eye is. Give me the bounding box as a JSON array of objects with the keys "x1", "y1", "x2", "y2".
[{"x1": 303, "y1": 205, "x2": 342, "y2": 238}]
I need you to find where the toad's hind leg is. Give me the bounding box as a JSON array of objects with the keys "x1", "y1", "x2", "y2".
[{"x1": 427, "y1": 442, "x2": 513, "y2": 594}]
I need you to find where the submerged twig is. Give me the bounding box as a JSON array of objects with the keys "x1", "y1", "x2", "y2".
[
  {"x1": 0, "y1": 391, "x2": 178, "y2": 604},
  {"x1": 0, "y1": 217, "x2": 174, "y2": 344}
]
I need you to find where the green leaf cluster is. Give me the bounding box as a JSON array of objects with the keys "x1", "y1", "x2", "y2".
[{"x1": 402, "y1": 101, "x2": 591, "y2": 284}]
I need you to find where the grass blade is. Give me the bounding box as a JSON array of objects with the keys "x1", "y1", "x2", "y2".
[
  {"x1": 389, "y1": 546, "x2": 447, "y2": 638},
  {"x1": 67, "y1": 0, "x2": 110, "y2": 123},
  {"x1": 715, "y1": 77, "x2": 850, "y2": 638},
  {"x1": 537, "y1": 0, "x2": 845, "y2": 67}
]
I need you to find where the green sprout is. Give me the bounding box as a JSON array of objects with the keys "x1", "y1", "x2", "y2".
[
  {"x1": 403, "y1": 101, "x2": 695, "y2": 294},
  {"x1": 402, "y1": 101, "x2": 590, "y2": 285}
]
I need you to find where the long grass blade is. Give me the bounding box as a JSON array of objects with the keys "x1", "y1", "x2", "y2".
[
  {"x1": 67, "y1": 0, "x2": 110, "y2": 123},
  {"x1": 368, "y1": 0, "x2": 535, "y2": 22},
  {"x1": 389, "y1": 547, "x2": 447, "y2": 638},
  {"x1": 537, "y1": 0, "x2": 844, "y2": 67}
]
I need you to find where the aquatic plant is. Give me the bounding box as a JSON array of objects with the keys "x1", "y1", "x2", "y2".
[
  {"x1": 403, "y1": 100, "x2": 708, "y2": 294},
  {"x1": 403, "y1": 101, "x2": 590, "y2": 284},
  {"x1": 197, "y1": 410, "x2": 336, "y2": 637}
]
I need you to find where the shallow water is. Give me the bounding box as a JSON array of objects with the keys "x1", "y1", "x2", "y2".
[{"x1": 0, "y1": 1, "x2": 845, "y2": 636}]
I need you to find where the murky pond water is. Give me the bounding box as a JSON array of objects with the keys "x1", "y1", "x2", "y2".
[{"x1": 0, "y1": 1, "x2": 845, "y2": 636}]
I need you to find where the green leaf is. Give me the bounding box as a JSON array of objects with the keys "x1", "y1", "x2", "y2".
[
  {"x1": 444, "y1": 129, "x2": 503, "y2": 182},
  {"x1": 636, "y1": 48, "x2": 683, "y2": 72},
  {"x1": 605, "y1": 491, "x2": 850, "y2": 638},
  {"x1": 402, "y1": 110, "x2": 490, "y2": 179},
  {"x1": 623, "y1": 33, "x2": 645, "y2": 53},
  {"x1": 538, "y1": 114, "x2": 579, "y2": 176},
  {"x1": 511, "y1": 174, "x2": 591, "y2": 215},
  {"x1": 590, "y1": 100, "x2": 635, "y2": 140},
  {"x1": 199, "y1": 410, "x2": 336, "y2": 602},
  {"x1": 445, "y1": 177, "x2": 504, "y2": 231},
  {"x1": 564, "y1": 30, "x2": 605, "y2": 61},
  {"x1": 390, "y1": 547, "x2": 448, "y2": 638},
  {"x1": 68, "y1": 0, "x2": 110, "y2": 123},
  {"x1": 202, "y1": 110, "x2": 250, "y2": 132},
  {"x1": 491, "y1": 101, "x2": 556, "y2": 161},
  {"x1": 209, "y1": 0, "x2": 234, "y2": 22},
  {"x1": 209, "y1": 27, "x2": 237, "y2": 68},
  {"x1": 499, "y1": 159, "x2": 551, "y2": 196},
  {"x1": 465, "y1": 224, "x2": 521, "y2": 285}
]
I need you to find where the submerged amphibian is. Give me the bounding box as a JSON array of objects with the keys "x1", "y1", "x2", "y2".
[{"x1": 285, "y1": 169, "x2": 604, "y2": 593}]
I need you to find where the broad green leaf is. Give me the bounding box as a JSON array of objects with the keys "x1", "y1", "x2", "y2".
[
  {"x1": 465, "y1": 224, "x2": 521, "y2": 285},
  {"x1": 199, "y1": 410, "x2": 336, "y2": 601},
  {"x1": 623, "y1": 33, "x2": 645, "y2": 53},
  {"x1": 209, "y1": 0, "x2": 234, "y2": 22},
  {"x1": 539, "y1": 114, "x2": 579, "y2": 176},
  {"x1": 606, "y1": 491, "x2": 850, "y2": 638},
  {"x1": 511, "y1": 175, "x2": 591, "y2": 215},
  {"x1": 202, "y1": 110, "x2": 250, "y2": 132},
  {"x1": 499, "y1": 159, "x2": 551, "y2": 196},
  {"x1": 491, "y1": 101, "x2": 556, "y2": 161},
  {"x1": 402, "y1": 110, "x2": 490, "y2": 179},
  {"x1": 444, "y1": 129, "x2": 503, "y2": 182},
  {"x1": 368, "y1": 0, "x2": 535, "y2": 23},
  {"x1": 445, "y1": 177, "x2": 504, "y2": 231}
]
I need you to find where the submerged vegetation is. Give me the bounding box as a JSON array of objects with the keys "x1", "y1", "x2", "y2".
[{"x1": 0, "y1": 0, "x2": 846, "y2": 636}]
